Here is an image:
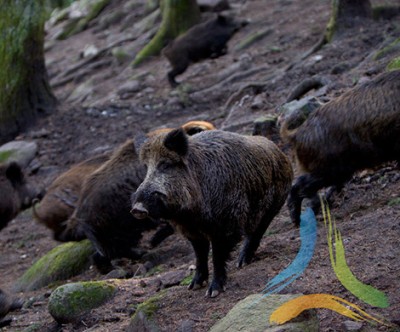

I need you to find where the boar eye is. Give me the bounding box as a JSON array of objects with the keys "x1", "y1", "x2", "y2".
[{"x1": 157, "y1": 161, "x2": 174, "y2": 171}]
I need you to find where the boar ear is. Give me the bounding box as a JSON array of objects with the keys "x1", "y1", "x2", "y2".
[
  {"x1": 6, "y1": 162, "x2": 24, "y2": 186},
  {"x1": 134, "y1": 131, "x2": 148, "y2": 152},
  {"x1": 164, "y1": 128, "x2": 188, "y2": 156}
]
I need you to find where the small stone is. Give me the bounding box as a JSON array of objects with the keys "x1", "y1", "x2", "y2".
[{"x1": 343, "y1": 320, "x2": 363, "y2": 331}]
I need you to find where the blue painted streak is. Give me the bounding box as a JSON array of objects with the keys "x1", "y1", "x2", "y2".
[{"x1": 262, "y1": 207, "x2": 317, "y2": 296}]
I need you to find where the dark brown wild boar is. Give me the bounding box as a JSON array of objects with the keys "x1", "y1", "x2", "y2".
[
  {"x1": 33, "y1": 153, "x2": 110, "y2": 240},
  {"x1": 59, "y1": 121, "x2": 216, "y2": 272},
  {"x1": 131, "y1": 129, "x2": 293, "y2": 297},
  {"x1": 162, "y1": 14, "x2": 248, "y2": 87},
  {"x1": 0, "y1": 162, "x2": 43, "y2": 231},
  {"x1": 280, "y1": 69, "x2": 400, "y2": 226},
  {"x1": 0, "y1": 289, "x2": 22, "y2": 328}
]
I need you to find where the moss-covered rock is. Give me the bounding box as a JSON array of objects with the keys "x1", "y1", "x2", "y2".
[
  {"x1": 14, "y1": 240, "x2": 94, "y2": 292},
  {"x1": 0, "y1": 141, "x2": 38, "y2": 167},
  {"x1": 127, "y1": 291, "x2": 166, "y2": 332},
  {"x1": 209, "y1": 294, "x2": 319, "y2": 332},
  {"x1": 48, "y1": 280, "x2": 118, "y2": 323}
]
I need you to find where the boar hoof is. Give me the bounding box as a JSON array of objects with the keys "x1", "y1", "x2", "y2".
[
  {"x1": 188, "y1": 280, "x2": 207, "y2": 291},
  {"x1": 206, "y1": 286, "x2": 225, "y2": 298}
]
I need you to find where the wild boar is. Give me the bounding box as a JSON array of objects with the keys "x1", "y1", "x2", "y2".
[
  {"x1": 33, "y1": 153, "x2": 110, "y2": 240},
  {"x1": 162, "y1": 14, "x2": 248, "y2": 87},
  {"x1": 59, "y1": 121, "x2": 216, "y2": 272},
  {"x1": 280, "y1": 69, "x2": 400, "y2": 226},
  {"x1": 131, "y1": 129, "x2": 293, "y2": 297},
  {"x1": 0, "y1": 162, "x2": 43, "y2": 231},
  {"x1": 0, "y1": 289, "x2": 23, "y2": 328}
]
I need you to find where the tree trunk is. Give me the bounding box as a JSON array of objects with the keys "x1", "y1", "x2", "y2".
[
  {"x1": 326, "y1": 0, "x2": 372, "y2": 42},
  {"x1": 132, "y1": 0, "x2": 201, "y2": 67},
  {"x1": 0, "y1": 0, "x2": 57, "y2": 144}
]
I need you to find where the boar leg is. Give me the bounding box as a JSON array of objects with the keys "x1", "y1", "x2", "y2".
[
  {"x1": 167, "y1": 59, "x2": 189, "y2": 88},
  {"x1": 237, "y1": 208, "x2": 281, "y2": 268},
  {"x1": 188, "y1": 238, "x2": 210, "y2": 291},
  {"x1": 309, "y1": 184, "x2": 344, "y2": 215},
  {"x1": 288, "y1": 174, "x2": 327, "y2": 226},
  {"x1": 207, "y1": 237, "x2": 238, "y2": 297},
  {"x1": 149, "y1": 223, "x2": 174, "y2": 248}
]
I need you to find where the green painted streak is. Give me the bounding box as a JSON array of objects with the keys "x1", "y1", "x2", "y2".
[{"x1": 322, "y1": 202, "x2": 389, "y2": 308}]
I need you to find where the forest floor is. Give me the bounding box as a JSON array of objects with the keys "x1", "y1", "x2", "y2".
[{"x1": 1, "y1": 0, "x2": 400, "y2": 331}]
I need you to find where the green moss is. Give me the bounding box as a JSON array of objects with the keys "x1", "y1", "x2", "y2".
[
  {"x1": 48, "y1": 280, "x2": 117, "y2": 323},
  {"x1": 387, "y1": 56, "x2": 400, "y2": 70},
  {"x1": 388, "y1": 197, "x2": 400, "y2": 206},
  {"x1": 145, "y1": 265, "x2": 164, "y2": 277},
  {"x1": 132, "y1": 0, "x2": 200, "y2": 67},
  {"x1": 0, "y1": 150, "x2": 13, "y2": 163},
  {"x1": 133, "y1": 291, "x2": 166, "y2": 319},
  {"x1": 14, "y1": 240, "x2": 94, "y2": 292},
  {"x1": 374, "y1": 38, "x2": 400, "y2": 60},
  {"x1": 179, "y1": 275, "x2": 193, "y2": 286},
  {"x1": 0, "y1": 1, "x2": 48, "y2": 124}
]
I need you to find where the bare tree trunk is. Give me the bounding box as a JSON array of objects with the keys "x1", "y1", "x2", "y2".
[
  {"x1": 0, "y1": 0, "x2": 57, "y2": 144},
  {"x1": 326, "y1": 0, "x2": 372, "y2": 42},
  {"x1": 132, "y1": 0, "x2": 200, "y2": 67}
]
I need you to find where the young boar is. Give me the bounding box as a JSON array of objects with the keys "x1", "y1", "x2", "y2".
[
  {"x1": 0, "y1": 162, "x2": 43, "y2": 231},
  {"x1": 281, "y1": 69, "x2": 400, "y2": 226},
  {"x1": 60, "y1": 121, "x2": 216, "y2": 272},
  {"x1": 33, "y1": 153, "x2": 110, "y2": 240},
  {"x1": 131, "y1": 129, "x2": 293, "y2": 297},
  {"x1": 162, "y1": 14, "x2": 247, "y2": 87}
]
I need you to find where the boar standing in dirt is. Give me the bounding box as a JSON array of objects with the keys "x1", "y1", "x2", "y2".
[
  {"x1": 162, "y1": 14, "x2": 247, "y2": 87},
  {"x1": 281, "y1": 69, "x2": 400, "y2": 226},
  {"x1": 60, "y1": 121, "x2": 215, "y2": 272},
  {"x1": 131, "y1": 129, "x2": 293, "y2": 297},
  {"x1": 0, "y1": 162, "x2": 43, "y2": 231},
  {"x1": 33, "y1": 153, "x2": 110, "y2": 240}
]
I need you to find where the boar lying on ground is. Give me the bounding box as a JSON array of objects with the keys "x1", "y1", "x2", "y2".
[
  {"x1": 162, "y1": 14, "x2": 247, "y2": 87},
  {"x1": 131, "y1": 129, "x2": 293, "y2": 297},
  {"x1": 33, "y1": 153, "x2": 110, "y2": 240},
  {"x1": 280, "y1": 69, "x2": 400, "y2": 226},
  {"x1": 59, "y1": 121, "x2": 215, "y2": 272},
  {"x1": 0, "y1": 162, "x2": 43, "y2": 231}
]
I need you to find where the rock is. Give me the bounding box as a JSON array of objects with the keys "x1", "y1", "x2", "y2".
[
  {"x1": 209, "y1": 294, "x2": 319, "y2": 332},
  {"x1": 127, "y1": 292, "x2": 165, "y2": 332},
  {"x1": 48, "y1": 280, "x2": 117, "y2": 323},
  {"x1": 277, "y1": 96, "x2": 322, "y2": 131},
  {"x1": 343, "y1": 320, "x2": 364, "y2": 331},
  {"x1": 159, "y1": 270, "x2": 187, "y2": 288},
  {"x1": 14, "y1": 240, "x2": 94, "y2": 292},
  {"x1": 81, "y1": 44, "x2": 99, "y2": 58},
  {"x1": 117, "y1": 80, "x2": 141, "y2": 98},
  {"x1": 177, "y1": 319, "x2": 195, "y2": 332},
  {"x1": 0, "y1": 141, "x2": 38, "y2": 168}
]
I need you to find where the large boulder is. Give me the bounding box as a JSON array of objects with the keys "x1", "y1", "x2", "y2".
[
  {"x1": 210, "y1": 294, "x2": 319, "y2": 332},
  {"x1": 48, "y1": 280, "x2": 118, "y2": 323}
]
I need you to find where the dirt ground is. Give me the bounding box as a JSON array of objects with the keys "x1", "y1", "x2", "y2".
[{"x1": 1, "y1": 0, "x2": 400, "y2": 331}]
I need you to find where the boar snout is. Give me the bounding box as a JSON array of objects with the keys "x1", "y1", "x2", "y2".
[{"x1": 131, "y1": 202, "x2": 149, "y2": 220}]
